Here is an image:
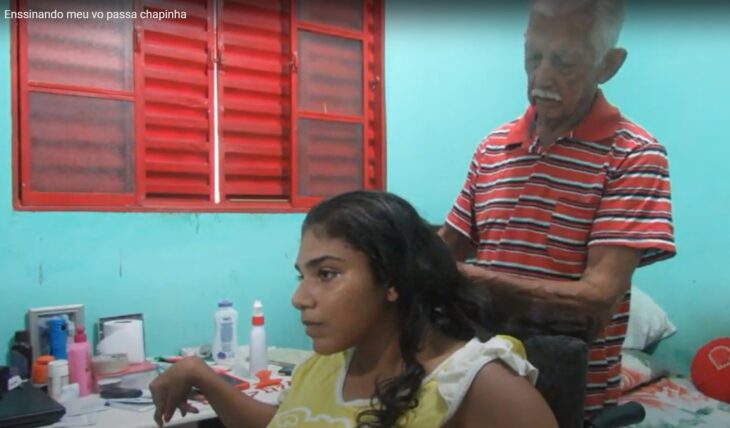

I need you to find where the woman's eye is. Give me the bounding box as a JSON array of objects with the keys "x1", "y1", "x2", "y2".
[
  {"x1": 295, "y1": 273, "x2": 304, "y2": 281},
  {"x1": 319, "y1": 269, "x2": 339, "y2": 281}
]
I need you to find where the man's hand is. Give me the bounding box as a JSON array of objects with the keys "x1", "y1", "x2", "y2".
[
  {"x1": 441, "y1": 222, "x2": 642, "y2": 340},
  {"x1": 458, "y1": 261, "x2": 495, "y2": 282},
  {"x1": 438, "y1": 224, "x2": 475, "y2": 262},
  {"x1": 456, "y1": 261, "x2": 611, "y2": 339}
]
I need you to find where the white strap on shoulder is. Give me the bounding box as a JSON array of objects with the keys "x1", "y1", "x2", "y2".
[{"x1": 435, "y1": 336, "x2": 539, "y2": 422}]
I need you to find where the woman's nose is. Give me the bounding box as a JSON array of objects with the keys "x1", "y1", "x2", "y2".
[{"x1": 291, "y1": 282, "x2": 314, "y2": 310}]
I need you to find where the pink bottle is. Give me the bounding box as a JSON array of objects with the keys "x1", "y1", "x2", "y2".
[{"x1": 68, "y1": 325, "x2": 92, "y2": 396}]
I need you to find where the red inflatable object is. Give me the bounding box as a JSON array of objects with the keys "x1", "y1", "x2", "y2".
[{"x1": 691, "y1": 337, "x2": 730, "y2": 403}]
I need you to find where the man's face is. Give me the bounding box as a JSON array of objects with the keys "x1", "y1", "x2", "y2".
[{"x1": 524, "y1": 10, "x2": 602, "y2": 132}]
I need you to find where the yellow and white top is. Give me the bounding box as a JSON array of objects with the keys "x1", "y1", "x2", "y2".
[{"x1": 266, "y1": 336, "x2": 537, "y2": 428}]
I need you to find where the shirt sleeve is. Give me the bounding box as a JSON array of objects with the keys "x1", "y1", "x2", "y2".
[
  {"x1": 588, "y1": 142, "x2": 676, "y2": 266},
  {"x1": 436, "y1": 337, "x2": 538, "y2": 423},
  {"x1": 445, "y1": 145, "x2": 482, "y2": 244}
]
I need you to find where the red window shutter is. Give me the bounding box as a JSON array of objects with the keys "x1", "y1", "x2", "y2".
[
  {"x1": 138, "y1": 0, "x2": 216, "y2": 205},
  {"x1": 364, "y1": 0, "x2": 385, "y2": 190},
  {"x1": 217, "y1": 0, "x2": 292, "y2": 202},
  {"x1": 18, "y1": 0, "x2": 136, "y2": 207},
  {"x1": 15, "y1": 0, "x2": 384, "y2": 211},
  {"x1": 291, "y1": 0, "x2": 384, "y2": 205}
]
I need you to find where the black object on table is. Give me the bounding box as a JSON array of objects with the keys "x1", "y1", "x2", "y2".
[{"x1": 0, "y1": 383, "x2": 65, "y2": 428}]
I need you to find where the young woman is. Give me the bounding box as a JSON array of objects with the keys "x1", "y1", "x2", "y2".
[{"x1": 150, "y1": 191, "x2": 557, "y2": 428}]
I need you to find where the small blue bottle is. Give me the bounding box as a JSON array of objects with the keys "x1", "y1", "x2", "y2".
[{"x1": 47, "y1": 317, "x2": 68, "y2": 360}]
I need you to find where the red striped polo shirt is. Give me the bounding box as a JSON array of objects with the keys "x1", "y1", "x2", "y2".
[{"x1": 446, "y1": 90, "x2": 676, "y2": 417}]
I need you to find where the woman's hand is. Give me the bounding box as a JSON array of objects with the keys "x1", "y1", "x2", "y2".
[
  {"x1": 149, "y1": 357, "x2": 206, "y2": 427},
  {"x1": 151, "y1": 357, "x2": 277, "y2": 428}
]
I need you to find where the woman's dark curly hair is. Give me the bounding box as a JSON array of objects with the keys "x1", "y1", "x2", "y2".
[{"x1": 302, "y1": 190, "x2": 494, "y2": 428}]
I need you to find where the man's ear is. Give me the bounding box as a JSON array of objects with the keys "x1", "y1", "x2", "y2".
[
  {"x1": 386, "y1": 286, "x2": 399, "y2": 303},
  {"x1": 598, "y1": 48, "x2": 627, "y2": 84}
]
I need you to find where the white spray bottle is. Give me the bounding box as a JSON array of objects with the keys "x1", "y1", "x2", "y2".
[{"x1": 248, "y1": 300, "x2": 268, "y2": 377}]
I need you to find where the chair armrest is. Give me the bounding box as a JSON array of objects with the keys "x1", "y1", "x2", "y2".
[{"x1": 586, "y1": 401, "x2": 645, "y2": 428}]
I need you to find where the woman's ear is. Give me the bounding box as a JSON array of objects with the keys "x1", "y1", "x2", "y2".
[
  {"x1": 598, "y1": 47, "x2": 627, "y2": 84},
  {"x1": 386, "y1": 286, "x2": 399, "y2": 303}
]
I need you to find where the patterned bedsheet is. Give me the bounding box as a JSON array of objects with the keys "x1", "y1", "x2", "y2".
[{"x1": 619, "y1": 375, "x2": 730, "y2": 427}]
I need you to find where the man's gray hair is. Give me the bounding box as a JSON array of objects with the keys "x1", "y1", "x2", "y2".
[{"x1": 531, "y1": 0, "x2": 625, "y2": 62}]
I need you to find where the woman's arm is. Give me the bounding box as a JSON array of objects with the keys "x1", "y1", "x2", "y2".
[
  {"x1": 448, "y1": 360, "x2": 558, "y2": 428},
  {"x1": 149, "y1": 357, "x2": 277, "y2": 428}
]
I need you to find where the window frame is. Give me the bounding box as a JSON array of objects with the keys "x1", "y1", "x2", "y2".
[{"x1": 10, "y1": 0, "x2": 386, "y2": 212}]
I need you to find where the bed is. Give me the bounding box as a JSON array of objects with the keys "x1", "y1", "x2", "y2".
[
  {"x1": 620, "y1": 375, "x2": 730, "y2": 427},
  {"x1": 616, "y1": 287, "x2": 730, "y2": 427}
]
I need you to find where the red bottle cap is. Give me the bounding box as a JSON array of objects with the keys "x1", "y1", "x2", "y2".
[{"x1": 74, "y1": 325, "x2": 88, "y2": 343}]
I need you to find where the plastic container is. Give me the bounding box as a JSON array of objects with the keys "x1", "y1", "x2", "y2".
[
  {"x1": 212, "y1": 299, "x2": 239, "y2": 366},
  {"x1": 68, "y1": 324, "x2": 92, "y2": 396},
  {"x1": 10, "y1": 330, "x2": 33, "y2": 379},
  {"x1": 48, "y1": 359, "x2": 69, "y2": 400},
  {"x1": 248, "y1": 300, "x2": 268, "y2": 377},
  {"x1": 47, "y1": 317, "x2": 68, "y2": 360},
  {"x1": 31, "y1": 355, "x2": 55, "y2": 388}
]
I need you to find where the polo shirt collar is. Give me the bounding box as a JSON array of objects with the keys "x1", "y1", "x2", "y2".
[{"x1": 505, "y1": 90, "x2": 621, "y2": 146}]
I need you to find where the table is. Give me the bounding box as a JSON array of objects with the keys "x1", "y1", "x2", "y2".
[
  {"x1": 45, "y1": 348, "x2": 310, "y2": 428},
  {"x1": 46, "y1": 375, "x2": 289, "y2": 428}
]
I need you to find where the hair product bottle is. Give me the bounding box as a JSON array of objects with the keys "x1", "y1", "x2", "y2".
[
  {"x1": 212, "y1": 300, "x2": 238, "y2": 366},
  {"x1": 248, "y1": 300, "x2": 268, "y2": 377},
  {"x1": 47, "y1": 359, "x2": 69, "y2": 400},
  {"x1": 47, "y1": 317, "x2": 68, "y2": 360},
  {"x1": 68, "y1": 324, "x2": 92, "y2": 396}
]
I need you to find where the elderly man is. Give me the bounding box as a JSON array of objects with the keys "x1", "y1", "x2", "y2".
[{"x1": 440, "y1": 0, "x2": 676, "y2": 419}]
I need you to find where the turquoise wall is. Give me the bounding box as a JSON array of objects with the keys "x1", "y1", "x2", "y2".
[
  {"x1": 0, "y1": 0, "x2": 309, "y2": 358},
  {"x1": 2, "y1": 1, "x2": 729, "y2": 375}
]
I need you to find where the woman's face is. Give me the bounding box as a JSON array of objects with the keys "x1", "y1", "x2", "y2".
[{"x1": 292, "y1": 229, "x2": 398, "y2": 354}]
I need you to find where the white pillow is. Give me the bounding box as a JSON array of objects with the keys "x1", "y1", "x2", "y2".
[{"x1": 622, "y1": 286, "x2": 677, "y2": 350}]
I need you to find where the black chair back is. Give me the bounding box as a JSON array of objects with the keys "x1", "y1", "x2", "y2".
[{"x1": 523, "y1": 335, "x2": 589, "y2": 428}]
